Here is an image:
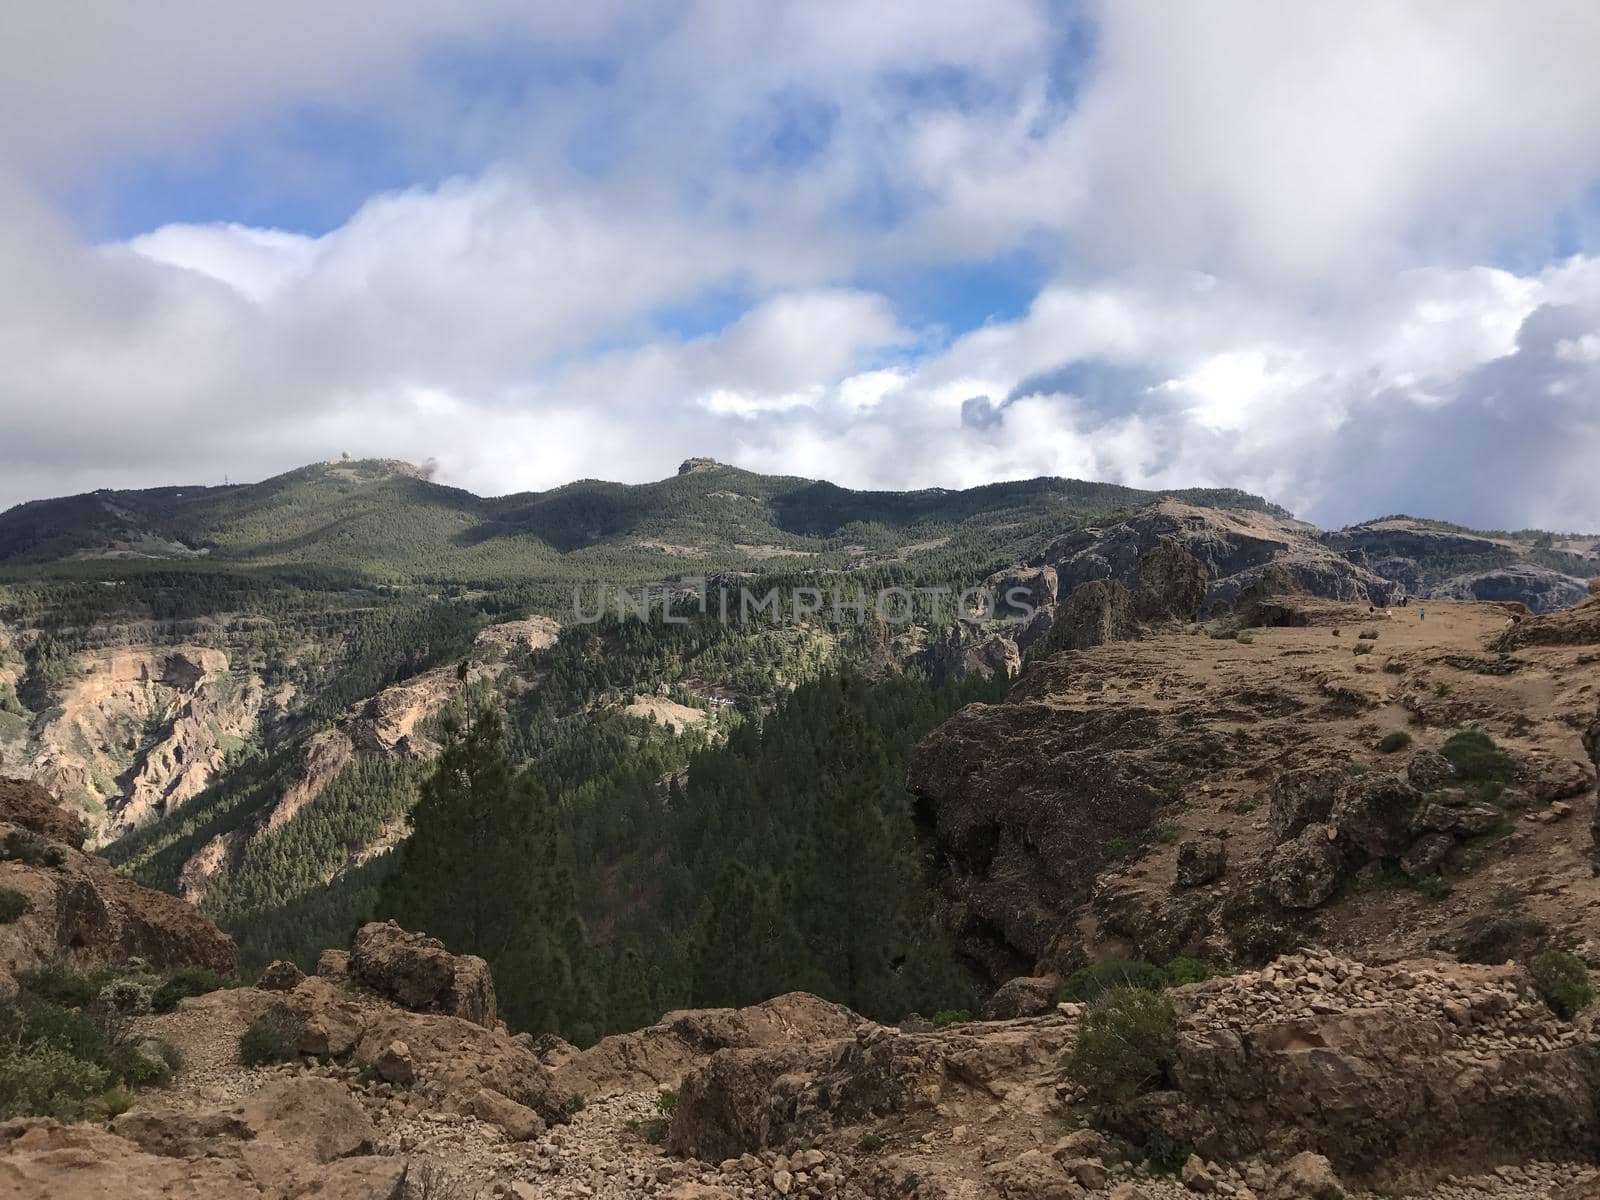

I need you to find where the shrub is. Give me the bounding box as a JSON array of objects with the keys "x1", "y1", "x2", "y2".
[
  {"x1": 931, "y1": 1009, "x2": 972, "y2": 1028},
  {"x1": 1142, "y1": 1131, "x2": 1196, "y2": 1175},
  {"x1": 96, "y1": 1084, "x2": 135, "y2": 1119},
  {"x1": 858, "y1": 1132, "x2": 884, "y2": 1152},
  {"x1": 655, "y1": 1089, "x2": 677, "y2": 1117},
  {"x1": 0, "y1": 1043, "x2": 110, "y2": 1120},
  {"x1": 151, "y1": 965, "x2": 229, "y2": 1014},
  {"x1": 1060, "y1": 960, "x2": 1169, "y2": 1003},
  {"x1": 1234, "y1": 632, "x2": 1254, "y2": 645},
  {"x1": 1458, "y1": 897, "x2": 1546, "y2": 965},
  {"x1": 18, "y1": 964, "x2": 96, "y2": 1008},
  {"x1": 1163, "y1": 958, "x2": 1216, "y2": 988},
  {"x1": 2, "y1": 997, "x2": 111, "y2": 1065},
  {"x1": 238, "y1": 1018, "x2": 299, "y2": 1067},
  {"x1": 98, "y1": 980, "x2": 154, "y2": 1016},
  {"x1": 1531, "y1": 950, "x2": 1593, "y2": 1019},
  {"x1": 1376, "y1": 731, "x2": 1412, "y2": 753},
  {"x1": 0, "y1": 831, "x2": 65, "y2": 868},
  {"x1": 109, "y1": 1043, "x2": 171, "y2": 1088},
  {"x1": 0, "y1": 889, "x2": 30, "y2": 924},
  {"x1": 1441, "y1": 730, "x2": 1516, "y2": 783},
  {"x1": 1068, "y1": 987, "x2": 1176, "y2": 1103}
]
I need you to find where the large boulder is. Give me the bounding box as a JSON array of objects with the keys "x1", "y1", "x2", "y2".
[
  {"x1": 1134, "y1": 538, "x2": 1207, "y2": 623},
  {"x1": 982, "y1": 975, "x2": 1059, "y2": 1020},
  {"x1": 1176, "y1": 838, "x2": 1228, "y2": 888},
  {"x1": 349, "y1": 921, "x2": 495, "y2": 1028},
  {"x1": 1267, "y1": 825, "x2": 1343, "y2": 909},
  {"x1": 1268, "y1": 769, "x2": 1342, "y2": 845},
  {"x1": 1330, "y1": 773, "x2": 1422, "y2": 860}
]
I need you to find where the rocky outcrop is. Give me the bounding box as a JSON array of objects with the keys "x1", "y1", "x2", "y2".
[
  {"x1": 667, "y1": 1013, "x2": 1075, "y2": 1162},
  {"x1": 1145, "y1": 951, "x2": 1600, "y2": 1189},
  {"x1": 0, "y1": 783, "x2": 237, "y2": 992},
  {"x1": 0, "y1": 778, "x2": 85, "y2": 847},
  {"x1": 353, "y1": 667, "x2": 463, "y2": 757},
  {"x1": 552, "y1": 992, "x2": 860, "y2": 1101},
  {"x1": 1492, "y1": 594, "x2": 1600, "y2": 650},
  {"x1": 910, "y1": 699, "x2": 1183, "y2": 982},
  {"x1": 1045, "y1": 579, "x2": 1137, "y2": 651},
  {"x1": 349, "y1": 921, "x2": 496, "y2": 1028},
  {"x1": 1045, "y1": 501, "x2": 1401, "y2": 615},
  {"x1": 982, "y1": 975, "x2": 1059, "y2": 1019},
  {"x1": 1435, "y1": 566, "x2": 1590, "y2": 612}
]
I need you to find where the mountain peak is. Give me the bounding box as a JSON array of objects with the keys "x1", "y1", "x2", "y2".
[{"x1": 676, "y1": 457, "x2": 726, "y2": 476}]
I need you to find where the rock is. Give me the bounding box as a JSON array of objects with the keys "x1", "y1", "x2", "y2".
[
  {"x1": 257, "y1": 959, "x2": 307, "y2": 991},
  {"x1": 986, "y1": 1149, "x2": 1082, "y2": 1199},
  {"x1": 1269, "y1": 769, "x2": 1342, "y2": 845},
  {"x1": 1407, "y1": 750, "x2": 1457, "y2": 791},
  {"x1": 111, "y1": 1108, "x2": 254, "y2": 1157},
  {"x1": 984, "y1": 975, "x2": 1060, "y2": 1019},
  {"x1": 349, "y1": 920, "x2": 496, "y2": 1028},
  {"x1": 1176, "y1": 838, "x2": 1228, "y2": 888},
  {"x1": 909, "y1": 697, "x2": 1182, "y2": 983},
  {"x1": 0, "y1": 1120, "x2": 255, "y2": 1199},
  {"x1": 467, "y1": 1086, "x2": 544, "y2": 1141},
  {"x1": 1134, "y1": 538, "x2": 1207, "y2": 623},
  {"x1": 1331, "y1": 773, "x2": 1422, "y2": 859},
  {"x1": 1267, "y1": 824, "x2": 1343, "y2": 908},
  {"x1": 1270, "y1": 1152, "x2": 1346, "y2": 1200},
  {"x1": 352, "y1": 1007, "x2": 573, "y2": 1124},
  {"x1": 373, "y1": 1039, "x2": 414, "y2": 1085},
  {"x1": 1181, "y1": 1153, "x2": 1215, "y2": 1192},
  {"x1": 1435, "y1": 566, "x2": 1589, "y2": 613},
  {"x1": 0, "y1": 783, "x2": 238, "y2": 994},
  {"x1": 555, "y1": 992, "x2": 860, "y2": 1101},
  {"x1": 1399, "y1": 832, "x2": 1454, "y2": 878},
  {"x1": 1051, "y1": 1129, "x2": 1117, "y2": 1162},
  {"x1": 317, "y1": 949, "x2": 351, "y2": 978},
  {"x1": 1163, "y1": 956, "x2": 1600, "y2": 1188},
  {"x1": 241, "y1": 1076, "x2": 376, "y2": 1162},
  {"x1": 288, "y1": 1156, "x2": 408, "y2": 1199},
  {"x1": 1049, "y1": 579, "x2": 1139, "y2": 652}
]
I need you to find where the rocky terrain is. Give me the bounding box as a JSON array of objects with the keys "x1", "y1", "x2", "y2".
[{"x1": 7, "y1": 732, "x2": 1600, "y2": 1200}]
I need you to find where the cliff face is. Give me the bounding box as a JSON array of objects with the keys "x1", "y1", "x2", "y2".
[{"x1": 911, "y1": 594, "x2": 1600, "y2": 981}]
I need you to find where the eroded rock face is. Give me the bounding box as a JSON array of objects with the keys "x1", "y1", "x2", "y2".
[
  {"x1": 0, "y1": 778, "x2": 85, "y2": 847},
  {"x1": 349, "y1": 921, "x2": 495, "y2": 1028},
  {"x1": 1046, "y1": 579, "x2": 1137, "y2": 652}
]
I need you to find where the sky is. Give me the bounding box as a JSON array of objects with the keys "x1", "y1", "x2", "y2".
[{"x1": 2, "y1": 2, "x2": 1599, "y2": 530}]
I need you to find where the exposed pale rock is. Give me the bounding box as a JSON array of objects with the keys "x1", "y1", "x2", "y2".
[{"x1": 349, "y1": 921, "x2": 495, "y2": 1028}]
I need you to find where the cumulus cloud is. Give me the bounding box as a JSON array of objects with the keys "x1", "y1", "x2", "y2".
[{"x1": 1, "y1": 2, "x2": 1599, "y2": 530}]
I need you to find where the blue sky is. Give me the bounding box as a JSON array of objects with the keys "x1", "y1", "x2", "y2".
[{"x1": 2, "y1": 2, "x2": 1600, "y2": 530}]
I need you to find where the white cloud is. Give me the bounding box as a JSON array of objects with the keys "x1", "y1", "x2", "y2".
[{"x1": 2, "y1": 2, "x2": 1600, "y2": 533}]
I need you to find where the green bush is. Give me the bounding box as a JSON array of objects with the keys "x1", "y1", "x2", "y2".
[
  {"x1": 931, "y1": 1009, "x2": 972, "y2": 1028},
  {"x1": 0, "y1": 831, "x2": 65, "y2": 868},
  {"x1": 17, "y1": 964, "x2": 96, "y2": 1008},
  {"x1": 0, "y1": 1043, "x2": 110, "y2": 1120},
  {"x1": 151, "y1": 965, "x2": 229, "y2": 1014},
  {"x1": 0, "y1": 889, "x2": 30, "y2": 923},
  {"x1": 1531, "y1": 950, "x2": 1593, "y2": 1019},
  {"x1": 1068, "y1": 987, "x2": 1176, "y2": 1103},
  {"x1": 858, "y1": 1132, "x2": 884, "y2": 1152},
  {"x1": 239, "y1": 1018, "x2": 299, "y2": 1067},
  {"x1": 1376, "y1": 731, "x2": 1412, "y2": 753},
  {"x1": 1060, "y1": 960, "x2": 1169, "y2": 1003},
  {"x1": 1441, "y1": 730, "x2": 1516, "y2": 783},
  {"x1": 98, "y1": 980, "x2": 154, "y2": 1016},
  {"x1": 1162, "y1": 958, "x2": 1217, "y2": 988},
  {"x1": 655, "y1": 1089, "x2": 677, "y2": 1117},
  {"x1": 1142, "y1": 1131, "x2": 1196, "y2": 1175}
]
